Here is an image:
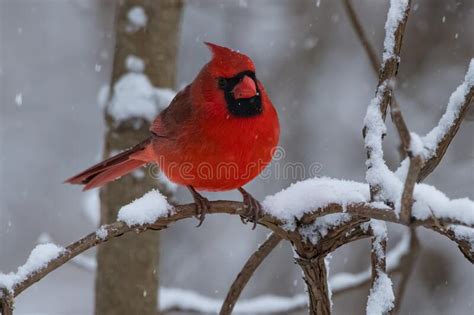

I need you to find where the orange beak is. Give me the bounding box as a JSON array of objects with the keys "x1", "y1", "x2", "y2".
[{"x1": 232, "y1": 75, "x2": 257, "y2": 99}]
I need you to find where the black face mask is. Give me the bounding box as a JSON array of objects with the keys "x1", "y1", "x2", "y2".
[{"x1": 218, "y1": 70, "x2": 263, "y2": 118}]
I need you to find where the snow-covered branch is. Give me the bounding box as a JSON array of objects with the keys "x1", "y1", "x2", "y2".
[
  {"x1": 39, "y1": 228, "x2": 416, "y2": 314},
  {"x1": 1, "y1": 176, "x2": 472, "y2": 302},
  {"x1": 362, "y1": 0, "x2": 411, "y2": 202},
  {"x1": 412, "y1": 59, "x2": 473, "y2": 181},
  {"x1": 366, "y1": 221, "x2": 394, "y2": 315},
  {"x1": 355, "y1": 0, "x2": 473, "y2": 312}
]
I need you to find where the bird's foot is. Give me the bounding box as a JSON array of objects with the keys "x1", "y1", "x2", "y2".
[
  {"x1": 187, "y1": 186, "x2": 211, "y2": 227},
  {"x1": 238, "y1": 187, "x2": 263, "y2": 230}
]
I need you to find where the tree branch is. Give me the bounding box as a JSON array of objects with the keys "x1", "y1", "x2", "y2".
[
  {"x1": 344, "y1": 4, "x2": 472, "y2": 313},
  {"x1": 399, "y1": 155, "x2": 423, "y2": 223},
  {"x1": 2, "y1": 198, "x2": 470, "y2": 314},
  {"x1": 347, "y1": 0, "x2": 473, "y2": 185},
  {"x1": 393, "y1": 228, "x2": 419, "y2": 314},
  {"x1": 295, "y1": 256, "x2": 331, "y2": 315},
  {"x1": 1, "y1": 195, "x2": 471, "y2": 304},
  {"x1": 430, "y1": 225, "x2": 474, "y2": 263},
  {"x1": 342, "y1": 0, "x2": 411, "y2": 161},
  {"x1": 362, "y1": 0, "x2": 412, "y2": 200},
  {"x1": 367, "y1": 221, "x2": 394, "y2": 314},
  {"x1": 418, "y1": 84, "x2": 474, "y2": 181},
  {"x1": 330, "y1": 228, "x2": 413, "y2": 297},
  {"x1": 390, "y1": 94, "x2": 423, "y2": 225},
  {"x1": 389, "y1": 99, "x2": 411, "y2": 155},
  {"x1": 295, "y1": 202, "x2": 473, "y2": 229},
  {"x1": 219, "y1": 233, "x2": 282, "y2": 315},
  {"x1": 0, "y1": 289, "x2": 13, "y2": 315},
  {"x1": 375, "y1": 0, "x2": 411, "y2": 119}
]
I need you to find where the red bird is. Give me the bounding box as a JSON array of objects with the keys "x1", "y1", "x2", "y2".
[{"x1": 66, "y1": 43, "x2": 280, "y2": 227}]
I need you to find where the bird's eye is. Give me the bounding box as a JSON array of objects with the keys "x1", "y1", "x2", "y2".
[{"x1": 218, "y1": 78, "x2": 227, "y2": 89}]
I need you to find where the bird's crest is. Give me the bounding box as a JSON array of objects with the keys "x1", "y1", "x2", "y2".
[{"x1": 204, "y1": 42, "x2": 255, "y2": 77}]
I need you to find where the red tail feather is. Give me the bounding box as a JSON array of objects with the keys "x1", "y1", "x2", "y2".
[{"x1": 65, "y1": 138, "x2": 152, "y2": 190}]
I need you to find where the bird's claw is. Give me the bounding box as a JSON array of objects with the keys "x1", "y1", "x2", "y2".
[
  {"x1": 194, "y1": 194, "x2": 210, "y2": 227},
  {"x1": 187, "y1": 186, "x2": 211, "y2": 227},
  {"x1": 239, "y1": 188, "x2": 263, "y2": 230}
]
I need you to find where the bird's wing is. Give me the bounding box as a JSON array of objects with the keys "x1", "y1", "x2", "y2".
[{"x1": 150, "y1": 84, "x2": 193, "y2": 138}]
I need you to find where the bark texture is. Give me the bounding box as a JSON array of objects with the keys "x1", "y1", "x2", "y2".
[
  {"x1": 0, "y1": 289, "x2": 13, "y2": 315},
  {"x1": 95, "y1": 1, "x2": 183, "y2": 315},
  {"x1": 296, "y1": 256, "x2": 331, "y2": 315}
]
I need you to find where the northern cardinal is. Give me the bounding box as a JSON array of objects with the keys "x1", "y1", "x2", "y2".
[{"x1": 66, "y1": 43, "x2": 280, "y2": 228}]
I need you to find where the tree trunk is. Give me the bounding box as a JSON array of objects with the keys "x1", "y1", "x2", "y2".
[
  {"x1": 296, "y1": 256, "x2": 331, "y2": 315},
  {"x1": 95, "y1": 1, "x2": 183, "y2": 315}
]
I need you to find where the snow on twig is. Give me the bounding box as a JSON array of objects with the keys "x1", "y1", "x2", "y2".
[
  {"x1": 363, "y1": 0, "x2": 411, "y2": 207},
  {"x1": 330, "y1": 229, "x2": 411, "y2": 292},
  {"x1": 421, "y1": 59, "x2": 474, "y2": 160},
  {"x1": 449, "y1": 226, "x2": 474, "y2": 251},
  {"x1": 383, "y1": 0, "x2": 410, "y2": 64},
  {"x1": 366, "y1": 220, "x2": 394, "y2": 315},
  {"x1": 37, "y1": 233, "x2": 97, "y2": 272},
  {"x1": 117, "y1": 189, "x2": 173, "y2": 226},
  {"x1": 298, "y1": 213, "x2": 353, "y2": 244},
  {"x1": 366, "y1": 271, "x2": 394, "y2": 315},
  {"x1": 263, "y1": 177, "x2": 369, "y2": 229},
  {"x1": 0, "y1": 244, "x2": 65, "y2": 293},
  {"x1": 262, "y1": 177, "x2": 473, "y2": 228},
  {"x1": 368, "y1": 220, "x2": 388, "y2": 265},
  {"x1": 412, "y1": 184, "x2": 474, "y2": 225},
  {"x1": 395, "y1": 59, "x2": 474, "y2": 182},
  {"x1": 364, "y1": 83, "x2": 404, "y2": 205},
  {"x1": 363, "y1": 68, "x2": 474, "y2": 222}
]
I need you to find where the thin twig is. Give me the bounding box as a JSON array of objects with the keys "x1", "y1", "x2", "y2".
[
  {"x1": 390, "y1": 97, "x2": 423, "y2": 223},
  {"x1": 341, "y1": 0, "x2": 379, "y2": 74},
  {"x1": 389, "y1": 100, "x2": 411, "y2": 154},
  {"x1": 367, "y1": 221, "x2": 394, "y2": 314},
  {"x1": 362, "y1": 0, "x2": 412, "y2": 200},
  {"x1": 343, "y1": 0, "x2": 410, "y2": 160},
  {"x1": 391, "y1": 97, "x2": 423, "y2": 224},
  {"x1": 219, "y1": 233, "x2": 282, "y2": 315},
  {"x1": 400, "y1": 155, "x2": 423, "y2": 223},
  {"x1": 343, "y1": 0, "x2": 407, "y2": 138},
  {"x1": 370, "y1": 224, "x2": 387, "y2": 282},
  {"x1": 296, "y1": 202, "x2": 473, "y2": 229},
  {"x1": 430, "y1": 225, "x2": 474, "y2": 263},
  {"x1": 393, "y1": 228, "x2": 419, "y2": 314},
  {"x1": 418, "y1": 87, "x2": 474, "y2": 181},
  {"x1": 376, "y1": 0, "x2": 411, "y2": 117}
]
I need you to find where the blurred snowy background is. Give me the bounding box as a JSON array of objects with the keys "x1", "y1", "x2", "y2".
[{"x1": 1, "y1": 0, "x2": 473, "y2": 314}]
